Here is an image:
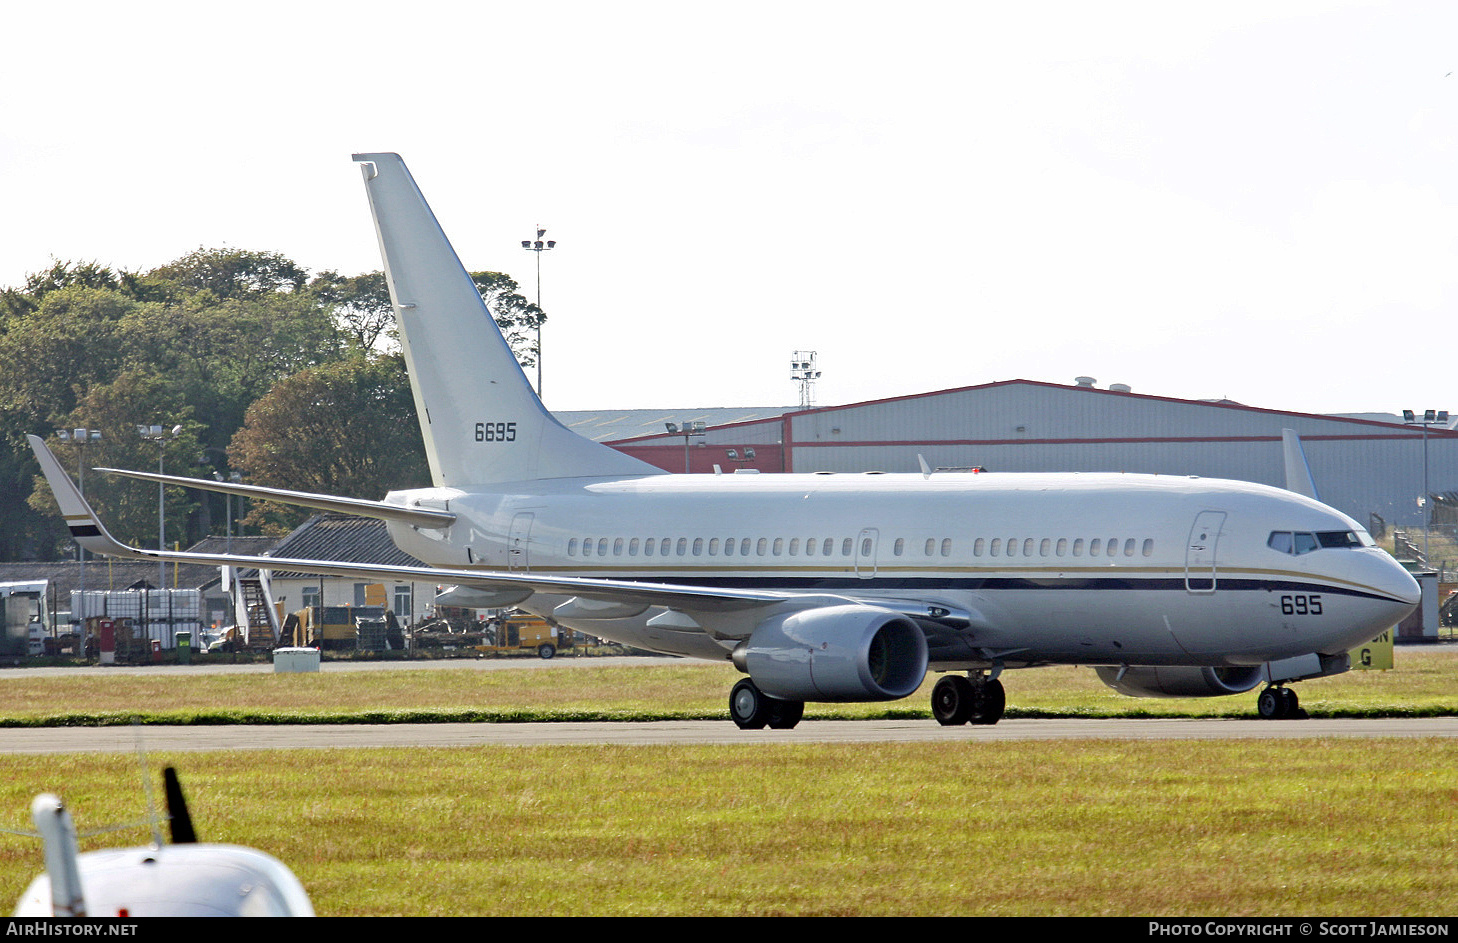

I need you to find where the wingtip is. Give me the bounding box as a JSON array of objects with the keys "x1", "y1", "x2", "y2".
[{"x1": 27, "y1": 433, "x2": 143, "y2": 560}]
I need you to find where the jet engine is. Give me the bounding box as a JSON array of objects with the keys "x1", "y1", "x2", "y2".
[
  {"x1": 732, "y1": 604, "x2": 928, "y2": 702},
  {"x1": 1094, "y1": 665, "x2": 1265, "y2": 698}
]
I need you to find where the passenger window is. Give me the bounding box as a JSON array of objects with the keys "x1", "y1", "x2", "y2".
[
  {"x1": 1089, "y1": 538, "x2": 1101, "y2": 556},
  {"x1": 973, "y1": 538, "x2": 985, "y2": 557},
  {"x1": 692, "y1": 538, "x2": 703, "y2": 555},
  {"x1": 743, "y1": 539, "x2": 753, "y2": 557},
  {"x1": 1142, "y1": 538, "x2": 1154, "y2": 557},
  {"x1": 1106, "y1": 539, "x2": 1118, "y2": 558},
  {"x1": 1072, "y1": 538, "x2": 1083, "y2": 556},
  {"x1": 940, "y1": 538, "x2": 951, "y2": 557},
  {"x1": 643, "y1": 538, "x2": 654, "y2": 556},
  {"x1": 990, "y1": 538, "x2": 1002, "y2": 556},
  {"x1": 861, "y1": 538, "x2": 872, "y2": 556},
  {"x1": 709, "y1": 538, "x2": 720, "y2": 555},
  {"x1": 925, "y1": 538, "x2": 935, "y2": 556},
  {"x1": 789, "y1": 538, "x2": 800, "y2": 556},
  {"x1": 804, "y1": 539, "x2": 815, "y2": 557},
  {"x1": 893, "y1": 538, "x2": 904, "y2": 556},
  {"x1": 677, "y1": 538, "x2": 688, "y2": 556},
  {"x1": 1006, "y1": 539, "x2": 1018, "y2": 558},
  {"x1": 1123, "y1": 538, "x2": 1135, "y2": 557},
  {"x1": 772, "y1": 538, "x2": 783, "y2": 555},
  {"x1": 841, "y1": 538, "x2": 852, "y2": 556},
  {"x1": 568, "y1": 538, "x2": 578, "y2": 556},
  {"x1": 1022, "y1": 538, "x2": 1034, "y2": 556},
  {"x1": 823, "y1": 538, "x2": 835, "y2": 556},
  {"x1": 1055, "y1": 538, "x2": 1067, "y2": 557},
  {"x1": 629, "y1": 538, "x2": 639, "y2": 556}
]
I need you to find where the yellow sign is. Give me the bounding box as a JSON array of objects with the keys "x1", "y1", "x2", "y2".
[{"x1": 1353, "y1": 627, "x2": 1393, "y2": 670}]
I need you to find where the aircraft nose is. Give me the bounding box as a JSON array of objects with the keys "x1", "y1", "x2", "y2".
[{"x1": 1377, "y1": 554, "x2": 1421, "y2": 608}]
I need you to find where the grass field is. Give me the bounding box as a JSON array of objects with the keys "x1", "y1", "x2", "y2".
[
  {"x1": 0, "y1": 646, "x2": 1456, "y2": 724},
  {"x1": 0, "y1": 650, "x2": 1454, "y2": 916}
]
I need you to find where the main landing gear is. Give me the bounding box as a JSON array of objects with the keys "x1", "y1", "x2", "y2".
[
  {"x1": 1256, "y1": 685, "x2": 1305, "y2": 720},
  {"x1": 729, "y1": 678, "x2": 805, "y2": 730},
  {"x1": 931, "y1": 673, "x2": 1005, "y2": 726}
]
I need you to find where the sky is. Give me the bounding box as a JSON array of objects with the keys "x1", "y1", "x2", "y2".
[{"x1": 3, "y1": 1, "x2": 1457, "y2": 416}]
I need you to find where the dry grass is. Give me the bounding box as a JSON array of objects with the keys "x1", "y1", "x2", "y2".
[
  {"x1": 0, "y1": 739, "x2": 1455, "y2": 916},
  {"x1": 0, "y1": 646, "x2": 1454, "y2": 724}
]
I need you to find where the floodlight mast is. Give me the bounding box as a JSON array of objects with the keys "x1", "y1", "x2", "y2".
[
  {"x1": 791, "y1": 350, "x2": 821, "y2": 409},
  {"x1": 521, "y1": 227, "x2": 556, "y2": 401},
  {"x1": 1402, "y1": 408, "x2": 1450, "y2": 564}
]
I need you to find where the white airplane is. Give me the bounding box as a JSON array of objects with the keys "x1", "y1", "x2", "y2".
[
  {"x1": 15, "y1": 767, "x2": 313, "y2": 917},
  {"x1": 29, "y1": 152, "x2": 1419, "y2": 727}
]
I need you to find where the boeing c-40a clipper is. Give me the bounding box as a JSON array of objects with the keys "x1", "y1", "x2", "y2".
[{"x1": 30, "y1": 153, "x2": 1419, "y2": 727}]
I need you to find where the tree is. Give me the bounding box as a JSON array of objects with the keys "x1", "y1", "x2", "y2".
[
  {"x1": 471, "y1": 271, "x2": 545, "y2": 369},
  {"x1": 26, "y1": 371, "x2": 203, "y2": 557},
  {"x1": 129, "y1": 248, "x2": 308, "y2": 302},
  {"x1": 227, "y1": 355, "x2": 429, "y2": 534}
]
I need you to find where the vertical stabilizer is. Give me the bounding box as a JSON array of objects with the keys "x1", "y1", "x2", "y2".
[
  {"x1": 351, "y1": 153, "x2": 663, "y2": 486},
  {"x1": 1281, "y1": 429, "x2": 1320, "y2": 501}
]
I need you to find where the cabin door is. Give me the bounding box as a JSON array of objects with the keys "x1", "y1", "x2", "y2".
[
  {"x1": 855, "y1": 528, "x2": 879, "y2": 579},
  {"x1": 1184, "y1": 511, "x2": 1225, "y2": 593}
]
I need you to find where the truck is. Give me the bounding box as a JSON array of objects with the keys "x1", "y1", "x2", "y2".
[{"x1": 276, "y1": 605, "x2": 404, "y2": 651}]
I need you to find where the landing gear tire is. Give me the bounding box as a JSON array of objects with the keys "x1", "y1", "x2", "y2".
[
  {"x1": 1258, "y1": 685, "x2": 1302, "y2": 719},
  {"x1": 932, "y1": 675, "x2": 1005, "y2": 726},
  {"x1": 932, "y1": 675, "x2": 975, "y2": 726},
  {"x1": 766, "y1": 698, "x2": 804, "y2": 730},
  {"x1": 971, "y1": 678, "x2": 1005, "y2": 726},
  {"x1": 730, "y1": 679, "x2": 769, "y2": 729}
]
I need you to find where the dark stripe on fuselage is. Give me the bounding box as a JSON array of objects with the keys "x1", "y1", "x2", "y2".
[{"x1": 552, "y1": 574, "x2": 1404, "y2": 604}]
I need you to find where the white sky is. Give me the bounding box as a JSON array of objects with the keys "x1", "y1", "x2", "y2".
[{"x1": 3, "y1": 1, "x2": 1456, "y2": 415}]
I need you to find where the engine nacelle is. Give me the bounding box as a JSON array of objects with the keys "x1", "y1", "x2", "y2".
[
  {"x1": 1094, "y1": 665, "x2": 1265, "y2": 698},
  {"x1": 733, "y1": 605, "x2": 928, "y2": 702}
]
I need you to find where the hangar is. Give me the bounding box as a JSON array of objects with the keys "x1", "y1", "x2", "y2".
[{"x1": 559, "y1": 377, "x2": 1458, "y2": 546}]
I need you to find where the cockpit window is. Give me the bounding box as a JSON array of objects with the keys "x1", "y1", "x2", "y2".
[{"x1": 1268, "y1": 530, "x2": 1366, "y2": 554}]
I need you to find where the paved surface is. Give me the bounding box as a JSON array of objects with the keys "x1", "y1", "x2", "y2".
[{"x1": 2, "y1": 717, "x2": 1455, "y2": 754}]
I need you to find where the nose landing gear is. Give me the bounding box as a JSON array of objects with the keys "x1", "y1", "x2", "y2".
[
  {"x1": 1257, "y1": 685, "x2": 1305, "y2": 720},
  {"x1": 729, "y1": 678, "x2": 805, "y2": 730}
]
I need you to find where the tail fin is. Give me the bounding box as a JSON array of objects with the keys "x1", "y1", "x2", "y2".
[
  {"x1": 1281, "y1": 429, "x2": 1320, "y2": 501},
  {"x1": 351, "y1": 153, "x2": 663, "y2": 486}
]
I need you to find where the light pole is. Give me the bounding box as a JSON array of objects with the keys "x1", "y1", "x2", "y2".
[
  {"x1": 1402, "y1": 409, "x2": 1449, "y2": 564},
  {"x1": 665, "y1": 421, "x2": 706, "y2": 473},
  {"x1": 56, "y1": 428, "x2": 100, "y2": 648},
  {"x1": 521, "y1": 227, "x2": 556, "y2": 399},
  {"x1": 138, "y1": 424, "x2": 182, "y2": 591}
]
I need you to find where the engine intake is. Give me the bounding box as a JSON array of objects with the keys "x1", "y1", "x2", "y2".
[
  {"x1": 1094, "y1": 665, "x2": 1264, "y2": 698},
  {"x1": 733, "y1": 605, "x2": 928, "y2": 702}
]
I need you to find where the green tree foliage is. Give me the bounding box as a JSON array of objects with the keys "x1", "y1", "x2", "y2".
[
  {"x1": 227, "y1": 355, "x2": 430, "y2": 534},
  {"x1": 0, "y1": 247, "x2": 542, "y2": 559},
  {"x1": 27, "y1": 373, "x2": 203, "y2": 556}
]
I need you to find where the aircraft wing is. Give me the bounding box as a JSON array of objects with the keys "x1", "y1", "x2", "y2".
[{"x1": 30, "y1": 435, "x2": 791, "y2": 619}]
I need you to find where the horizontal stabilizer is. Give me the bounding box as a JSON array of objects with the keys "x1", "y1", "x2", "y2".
[{"x1": 95, "y1": 466, "x2": 455, "y2": 530}]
